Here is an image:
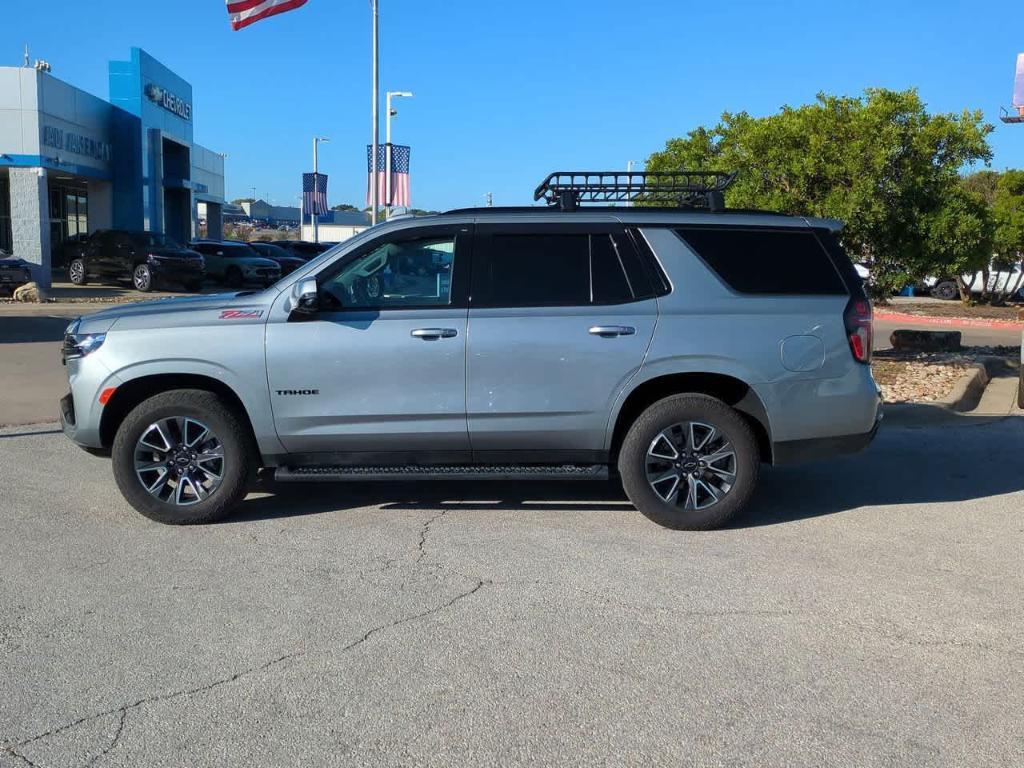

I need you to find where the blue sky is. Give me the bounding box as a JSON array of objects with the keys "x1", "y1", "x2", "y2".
[{"x1": 4, "y1": 0, "x2": 1023, "y2": 210}]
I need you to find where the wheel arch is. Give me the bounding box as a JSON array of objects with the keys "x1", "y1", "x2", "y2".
[
  {"x1": 609, "y1": 372, "x2": 773, "y2": 464},
  {"x1": 99, "y1": 373, "x2": 259, "y2": 453}
]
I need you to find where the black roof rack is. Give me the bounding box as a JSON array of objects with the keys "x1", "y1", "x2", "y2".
[{"x1": 534, "y1": 170, "x2": 737, "y2": 212}]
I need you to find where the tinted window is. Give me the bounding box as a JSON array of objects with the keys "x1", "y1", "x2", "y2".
[
  {"x1": 676, "y1": 227, "x2": 847, "y2": 295},
  {"x1": 475, "y1": 232, "x2": 640, "y2": 307},
  {"x1": 591, "y1": 234, "x2": 633, "y2": 304}
]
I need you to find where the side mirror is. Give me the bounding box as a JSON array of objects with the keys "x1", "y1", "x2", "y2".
[{"x1": 290, "y1": 278, "x2": 319, "y2": 315}]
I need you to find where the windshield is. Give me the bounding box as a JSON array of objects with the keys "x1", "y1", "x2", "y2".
[{"x1": 134, "y1": 232, "x2": 182, "y2": 249}]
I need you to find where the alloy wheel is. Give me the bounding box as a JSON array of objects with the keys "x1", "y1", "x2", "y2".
[
  {"x1": 645, "y1": 421, "x2": 737, "y2": 510},
  {"x1": 69, "y1": 260, "x2": 85, "y2": 283},
  {"x1": 133, "y1": 265, "x2": 151, "y2": 291},
  {"x1": 134, "y1": 417, "x2": 225, "y2": 506}
]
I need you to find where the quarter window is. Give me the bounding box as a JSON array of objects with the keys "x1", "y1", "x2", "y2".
[{"x1": 675, "y1": 227, "x2": 848, "y2": 295}]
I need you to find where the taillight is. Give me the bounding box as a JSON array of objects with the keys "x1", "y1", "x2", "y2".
[{"x1": 844, "y1": 297, "x2": 873, "y2": 364}]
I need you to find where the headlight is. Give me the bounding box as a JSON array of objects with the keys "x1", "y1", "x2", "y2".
[
  {"x1": 62, "y1": 332, "x2": 107, "y2": 361},
  {"x1": 146, "y1": 253, "x2": 162, "y2": 264}
]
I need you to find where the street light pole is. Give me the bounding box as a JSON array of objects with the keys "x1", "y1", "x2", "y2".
[
  {"x1": 385, "y1": 90, "x2": 413, "y2": 220},
  {"x1": 370, "y1": 0, "x2": 380, "y2": 226}
]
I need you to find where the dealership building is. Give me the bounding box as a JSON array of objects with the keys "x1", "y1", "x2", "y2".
[{"x1": 0, "y1": 48, "x2": 226, "y2": 287}]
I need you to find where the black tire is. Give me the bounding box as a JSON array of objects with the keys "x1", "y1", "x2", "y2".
[
  {"x1": 225, "y1": 267, "x2": 243, "y2": 288},
  {"x1": 1018, "y1": 368, "x2": 1024, "y2": 410},
  {"x1": 931, "y1": 280, "x2": 958, "y2": 301},
  {"x1": 68, "y1": 258, "x2": 88, "y2": 285},
  {"x1": 111, "y1": 389, "x2": 256, "y2": 524},
  {"x1": 618, "y1": 394, "x2": 760, "y2": 530},
  {"x1": 132, "y1": 263, "x2": 153, "y2": 292},
  {"x1": 185, "y1": 280, "x2": 203, "y2": 293}
]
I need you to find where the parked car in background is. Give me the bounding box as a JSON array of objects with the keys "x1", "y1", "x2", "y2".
[
  {"x1": 925, "y1": 266, "x2": 1024, "y2": 300},
  {"x1": 276, "y1": 240, "x2": 333, "y2": 260},
  {"x1": 53, "y1": 233, "x2": 90, "y2": 271},
  {"x1": 0, "y1": 250, "x2": 33, "y2": 295},
  {"x1": 68, "y1": 230, "x2": 205, "y2": 292},
  {"x1": 189, "y1": 240, "x2": 281, "y2": 288},
  {"x1": 246, "y1": 241, "x2": 306, "y2": 275}
]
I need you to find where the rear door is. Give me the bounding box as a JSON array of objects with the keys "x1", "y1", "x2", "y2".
[{"x1": 466, "y1": 222, "x2": 658, "y2": 461}]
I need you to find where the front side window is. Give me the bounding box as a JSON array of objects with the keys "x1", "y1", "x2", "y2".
[{"x1": 320, "y1": 235, "x2": 456, "y2": 310}]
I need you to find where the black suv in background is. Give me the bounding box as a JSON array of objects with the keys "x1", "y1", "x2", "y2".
[
  {"x1": 245, "y1": 241, "x2": 306, "y2": 275},
  {"x1": 275, "y1": 240, "x2": 333, "y2": 260},
  {"x1": 68, "y1": 230, "x2": 205, "y2": 292}
]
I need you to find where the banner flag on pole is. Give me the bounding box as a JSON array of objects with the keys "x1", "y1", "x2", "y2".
[
  {"x1": 302, "y1": 172, "x2": 328, "y2": 216},
  {"x1": 366, "y1": 144, "x2": 411, "y2": 208},
  {"x1": 225, "y1": 0, "x2": 308, "y2": 31},
  {"x1": 1014, "y1": 53, "x2": 1024, "y2": 108}
]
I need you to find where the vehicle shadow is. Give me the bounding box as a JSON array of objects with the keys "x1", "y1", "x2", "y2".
[
  {"x1": 0, "y1": 316, "x2": 70, "y2": 343},
  {"x1": 227, "y1": 411, "x2": 1024, "y2": 528}
]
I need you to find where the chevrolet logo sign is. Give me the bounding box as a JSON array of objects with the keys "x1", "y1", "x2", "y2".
[{"x1": 145, "y1": 83, "x2": 192, "y2": 122}]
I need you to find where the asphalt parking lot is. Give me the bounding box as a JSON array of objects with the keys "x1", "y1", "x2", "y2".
[{"x1": 2, "y1": 413, "x2": 1023, "y2": 767}]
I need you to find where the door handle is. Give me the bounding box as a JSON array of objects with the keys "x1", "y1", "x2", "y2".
[
  {"x1": 411, "y1": 328, "x2": 458, "y2": 340},
  {"x1": 589, "y1": 325, "x2": 636, "y2": 338}
]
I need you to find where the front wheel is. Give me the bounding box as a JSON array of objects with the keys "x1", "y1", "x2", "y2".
[
  {"x1": 111, "y1": 389, "x2": 256, "y2": 524},
  {"x1": 931, "y1": 280, "x2": 959, "y2": 301},
  {"x1": 132, "y1": 263, "x2": 153, "y2": 292},
  {"x1": 618, "y1": 394, "x2": 760, "y2": 530}
]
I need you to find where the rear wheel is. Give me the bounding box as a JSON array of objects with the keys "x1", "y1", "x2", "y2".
[
  {"x1": 185, "y1": 280, "x2": 203, "y2": 293},
  {"x1": 1018, "y1": 367, "x2": 1024, "y2": 410},
  {"x1": 69, "y1": 258, "x2": 87, "y2": 285},
  {"x1": 618, "y1": 394, "x2": 760, "y2": 530},
  {"x1": 111, "y1": 389, "x2": 255, "y2": 524},
  {"x1": 132, "y1": 263, "x2": 153, "y2": 292}
]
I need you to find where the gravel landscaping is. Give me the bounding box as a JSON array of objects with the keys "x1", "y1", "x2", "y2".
[{"x1": 872, "y1": 346, "x2": 1019, "y2": 403}]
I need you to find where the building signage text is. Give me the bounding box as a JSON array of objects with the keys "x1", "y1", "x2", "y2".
[
  {"x1": 41, "y1": 126, "x2": 112, "y2": 163},
  {"x1": 145, "y1": 83, "x2": 192, "y2": 121}
]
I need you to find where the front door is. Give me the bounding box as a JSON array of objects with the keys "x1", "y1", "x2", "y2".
[
  {"x1": 266, "y1": 224, "x2": 472, "y2": 458},
  {"x1": 466, "y1": 223, "x2": 658, "y2": 461}
]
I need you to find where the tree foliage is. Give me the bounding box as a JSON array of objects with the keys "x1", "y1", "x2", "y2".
[{"x1": 645, "y1": 89, "x2": 993, "y2": 296}]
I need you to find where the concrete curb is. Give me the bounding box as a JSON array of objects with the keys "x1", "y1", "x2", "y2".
[
  {"x1": 939, "y1": 364, "x2": 989, "y2": 412},
  {"x1": 875, "y1": 310, "x2": 1024, "y2": 331}
]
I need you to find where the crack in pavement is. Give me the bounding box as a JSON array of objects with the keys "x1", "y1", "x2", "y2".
[{"x1": 3, "y1": 509, "x2": 488, "y2": 768}]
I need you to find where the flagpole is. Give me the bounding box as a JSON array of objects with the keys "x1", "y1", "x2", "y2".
[
  {"x1": 312, "y1": 137, "x2": 319, "y2": 244},
  {"x1": 370, "y1": 0, "x2": 379, "y2": 225}
]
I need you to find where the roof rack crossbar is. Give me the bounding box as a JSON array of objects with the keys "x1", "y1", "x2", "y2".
[{"x1": 534, "y1": 170, "x2": 737, "y2": 211}]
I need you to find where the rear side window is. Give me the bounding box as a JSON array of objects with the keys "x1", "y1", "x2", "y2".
[
  {"x1": 675, "y1": 227, "x2": 847, "y2": 295},
  {"x1": 473, "y1": 232, "x2": 645, "y2": 307}
]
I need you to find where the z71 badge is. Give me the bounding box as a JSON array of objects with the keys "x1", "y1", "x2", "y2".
[{"x1": 219, "y1": 309, "x2": 264, "y2": 320}]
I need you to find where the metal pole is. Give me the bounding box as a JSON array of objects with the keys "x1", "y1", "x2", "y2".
[
  {"x1": 385, "y1": 91, "x2": 392, "y2": 221},
  {"x1": 370, "y1": 0, "x2": 380, "y2": 225},
  {"x1": 312, "y1": 137, "x2": 319, "y2": 244}
]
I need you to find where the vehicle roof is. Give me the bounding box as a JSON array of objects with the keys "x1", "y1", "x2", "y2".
[{"x1": 418, "y1": 207, "x2": 842, "y2": 231}]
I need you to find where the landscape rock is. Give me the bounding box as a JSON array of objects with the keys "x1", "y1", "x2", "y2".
[
  {"x1": 12, "y1": 282, "x2": 46, "y2": 303},
  {"x1": 890, "y1": 329, "x2": 961, "y2": 352}
]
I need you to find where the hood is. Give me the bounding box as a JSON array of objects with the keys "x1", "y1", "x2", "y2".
[
  {"x1": 0, "y1": 256, "x2": 34, "y2": 269},
  {"x1": 76, "y1": 291, "x2": 276, "y2": 334},
  {"x1": 145, "y1": 246, "x2": 203, "y2": 259},
  {"x1": 238, "y1": 256, "x2": 281, "y2": 269}
]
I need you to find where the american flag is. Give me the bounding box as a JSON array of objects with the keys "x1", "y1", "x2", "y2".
[
  {"x1": 302, "y1": 172, "x2": 328, "y2": 216},
  {"x1": 225, "y1": 0, "x2": 308, "y2": 30},
  {"x1": 366, "y1": 144, "x2": 411, "y2": 208}
]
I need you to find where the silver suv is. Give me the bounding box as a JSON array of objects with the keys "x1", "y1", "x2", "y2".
[{"x1": 59, "y1": 172, "x2": 881, "y2": 529}]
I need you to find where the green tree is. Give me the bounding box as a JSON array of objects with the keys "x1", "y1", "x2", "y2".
[
  {"x1": 989, "y1": 169, "x2": 1024, "y2": 302},
  {"x1": 231, "y1": 197, "x2": 255, "y2": 205},
  {"x1": 645, "y1": 89, "x2": 993, "y2": 297},
  {"x1": 923, "y1": 186, "x2": 993, "y2": 302},
  {"x1": 331, "y1": 203, "x2": 360, "y2": 212}
]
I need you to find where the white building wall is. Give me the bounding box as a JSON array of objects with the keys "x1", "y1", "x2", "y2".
[{"x1": 300, "y1": 222, "x2": 367, "y2": 243}]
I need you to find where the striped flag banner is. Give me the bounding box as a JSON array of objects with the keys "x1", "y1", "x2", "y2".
[
  {"x1": 225, "y1": 0, "x2": 308, "y2": 31},
  {"x1": 366, "y1": 144, "x2": 411, "y2": 208},
  {"x1": 302, "y1": 172, "x2": 329, "y2": 216}
]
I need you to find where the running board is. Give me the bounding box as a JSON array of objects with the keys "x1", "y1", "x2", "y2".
[{"x1": 274, "y1": 464, "x2": 609, "y2": 482}]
